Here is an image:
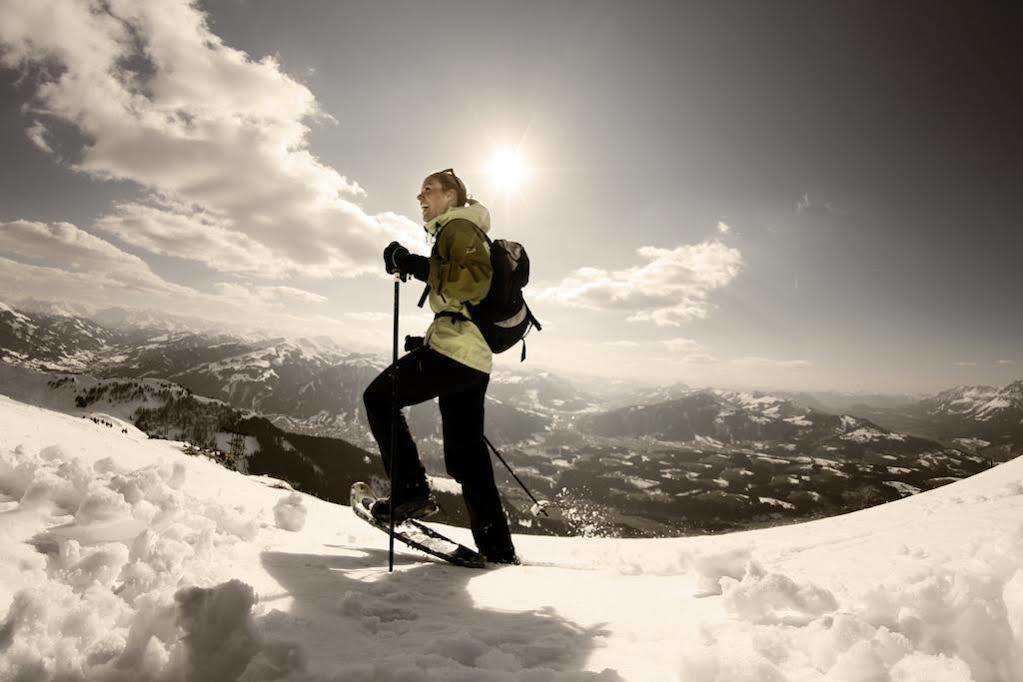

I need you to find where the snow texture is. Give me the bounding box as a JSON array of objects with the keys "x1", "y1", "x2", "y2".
[
  {"x1": 273, "y1": 493, "x2": 307, "y2": 532},
  {"x1": 2, "y1": 393, "x2": 1023, "y2": 680}
]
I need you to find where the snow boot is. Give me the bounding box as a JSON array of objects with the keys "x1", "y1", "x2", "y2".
[
  {"x1": 370, "y1": 489, "x2": 438, "y2": 524},
  {"x1": 483, "y1": 548, "x2": 521, "y2": 565}
]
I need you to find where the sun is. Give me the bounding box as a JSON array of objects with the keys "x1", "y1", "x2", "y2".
[{"x1": 486, "y1": 148, "x2": 528, "y2": 193}]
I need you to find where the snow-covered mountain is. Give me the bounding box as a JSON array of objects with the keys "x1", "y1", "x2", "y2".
[
  {"x1": 511, "y1": 388, "x2": 996, "y2": 536},
  {"x1": 846, "y1": 380, "x2": 1023, "y2": 460},
  {"x1": 3, "y1": 393, "x2": 1023, "y2": 679},
  {"x1": 0, "y1": 301, "x2": 559, "y2": 448},
  {"x1": 0, "y1": 301, "x2": 127, "y2": 372},
  {"x1": 579, "y1": 388, "x2": 896, "y2": 448},
  {"x1": 921, "y1": 381, "x2": 1023, "y2": 422},
  {"x1": 774, "y1": 389, "x2": 921, "y2": 414}
]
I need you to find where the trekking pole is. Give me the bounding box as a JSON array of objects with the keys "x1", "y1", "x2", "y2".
[
  {"x1": 483, "y1": 434, "x2": 551, "y2": 517},
  {"x1": 388, "y1": 272, "x2": 403, "y2": 571}
]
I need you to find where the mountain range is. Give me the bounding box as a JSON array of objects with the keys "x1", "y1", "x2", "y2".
[{"x1": 2, "y1": 299, "x2": 1021, "y2": 537}]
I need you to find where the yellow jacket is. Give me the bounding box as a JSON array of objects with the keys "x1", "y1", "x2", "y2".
[{"x1": 421, "y1": 201, "x2": 494, "y2": 374}]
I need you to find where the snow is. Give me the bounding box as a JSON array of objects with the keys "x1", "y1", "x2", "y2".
[
  {"x1": 3, "y1": 394, "x2": 1023, "y2": 679},
  {"x1": 426, "y1": 475, "x2": 462, "y2": 495},
  {"x1": 883, "y1": 480, "x2": 922, "y2": 496},
  {"x1": 755, "y1": 454, "x2": 791, "y2": 465},
  {"x1": 622, "y1": 476, "x2": 658, "y2": 490},
  {"x1": 841, "y1": 427, "x2": 906, "y2": 443},
  {"x1": 977, "y1": 397, "x2": 1013, "y2": 420},
  {"x1": 273, "y1": 493, "x2": 308, "y2": 532},
  {"x1": 954, "y1": 437, "x2": 992, "y2": 450},
  {"x1": 758, "y1": 497, "x2": 796, "y2": 510}
]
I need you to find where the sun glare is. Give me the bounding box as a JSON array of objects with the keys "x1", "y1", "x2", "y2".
[{"x1": 486, "y1": 148, "x2": 528, "y2": 193}]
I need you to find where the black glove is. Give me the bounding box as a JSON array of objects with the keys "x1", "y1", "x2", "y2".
[
  {"x1": 404, "y1": 335, "x2": 424, "y2": 352},
  {"x1": 383, "y1": 241, "x2": 430, "y2": 282},
  {"x1": 383, "y1": 241, "x2": 405, "y2": 276}
]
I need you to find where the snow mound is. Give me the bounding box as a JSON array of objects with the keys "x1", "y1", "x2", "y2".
[
  {"x1": 0, "y1": 429, "x2": 294, "y2": 680},
  {"x1": 273, "y1": 493, "x2": 307, "y2": 532},
  {"x1": 3, "y1": 394, "x2": 1023, "y2": 680}
]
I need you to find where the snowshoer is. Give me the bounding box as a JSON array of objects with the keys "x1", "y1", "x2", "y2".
[{"x1": 362, "y1": 169, "x2": 519, "y2": 565}]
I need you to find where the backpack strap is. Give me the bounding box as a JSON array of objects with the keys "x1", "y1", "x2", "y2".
[
  {"x1": 416, "y1": 219, "x2": 489, "y2": 309},
  {"x1": 417, "y1": 221, "x2": 446, "y2": 308},
  {"x1": 524, "y1": 302, "x2": 542, "y2": 332},
  {"x1": 434, "y1": 310, "x2": 470, "y2": 323}
]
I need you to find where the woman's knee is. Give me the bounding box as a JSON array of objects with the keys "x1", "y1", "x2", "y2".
[{"x1": 363, "y1": 376, "x2": 388, "y2": 415}]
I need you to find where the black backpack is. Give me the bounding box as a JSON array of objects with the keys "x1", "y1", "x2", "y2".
[{"x1": 418, "y1": 223, "x2": 542, "y2": 361}]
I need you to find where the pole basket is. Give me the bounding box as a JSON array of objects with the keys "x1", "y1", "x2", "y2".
[{"x1": 530, "y1": 499, "x2": 553, "y2": 518}]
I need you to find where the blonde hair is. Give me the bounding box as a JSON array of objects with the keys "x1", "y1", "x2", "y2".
[{"x1": 424, "y1": 168, "x2": 474, "y2": 207}]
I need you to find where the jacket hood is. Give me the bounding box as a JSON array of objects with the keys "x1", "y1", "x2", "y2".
[{"x1": 424, "y1": 201, "x2": 491, "y2": 238}]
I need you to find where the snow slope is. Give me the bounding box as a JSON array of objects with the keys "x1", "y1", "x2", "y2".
[{"x1": 2, "y1": 394, "x2": 1023, "y2": 680}]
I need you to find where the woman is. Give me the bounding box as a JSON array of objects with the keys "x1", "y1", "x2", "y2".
[{"x1": 362, "y1": 168, "x2": 519, "y2": 565}]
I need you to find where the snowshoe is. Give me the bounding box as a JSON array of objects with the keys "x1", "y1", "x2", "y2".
[{"x1": 369, "y1": 491, "x2": 439, "y2": 524}]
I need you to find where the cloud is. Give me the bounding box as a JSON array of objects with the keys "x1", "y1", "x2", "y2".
[
  {"x1": 94, "y1": 201, "x2": 286, "y2": 275},
  {"x1": 731, "y1": 356, "x2": 812, "y2": 369},
  {"x1": 212, "y1": 283, "x2": 328, "y2": 307},
  {"x1": 0, "y1": 220, "x2": 347, "y2": 336},
  {"x1": 796, "y1": 193, "x2": 812, "y2": 213},
  {"x1": 716, "y1": 221, "x2": 732, "y2": 235},
  {"x1": 0, "y1": 0, "x2": 422, "y2": 279},
  {"x1": 603, "y1": 340, "x2": 642, "y2": 348},
  {"x1": 0, "y1": 220, "x2": 194, "y2": 297},
  {"x1": 661, "y1": 337, "x2": 702, "y2": 353},
  {"x1": 25, "y1": 120, "x2": 52, "y2": 154},
  {"x1": 795, "y1": 192, "x2": 841, "y2": 215},
  {"x1": 657, "y1": 337, "x2": 717, "y2": 364},
  {"x1": 535, "y1": 239, "x2": 743, "y2": 326},
  {"x1": 672, "y1": 353, "x2": 718, "y2": 365},
  {"x1": 996, "y1": 359, "x2": 1016, "y2": 366},
  {"x1": 953, "y1": 361, "x2": 977, "y2": 367}
]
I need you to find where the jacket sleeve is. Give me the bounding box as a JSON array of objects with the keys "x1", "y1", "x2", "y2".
[{"x1": 428, "y1": 219, "x2": 492, "y2": 304}]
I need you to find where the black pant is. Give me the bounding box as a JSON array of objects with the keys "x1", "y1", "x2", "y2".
[{"x1": 362, "y1": 346, "x2": 514, "y2": 556}]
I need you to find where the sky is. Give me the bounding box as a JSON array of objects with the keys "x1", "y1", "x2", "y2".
[{"x1": 0, "y1": 0, "x2": 1021, "y2": 394}]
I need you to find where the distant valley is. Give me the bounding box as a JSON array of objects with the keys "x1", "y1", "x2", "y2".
[{"x1": 2, "y1": 299, "x2": 1021, "y2": 538}]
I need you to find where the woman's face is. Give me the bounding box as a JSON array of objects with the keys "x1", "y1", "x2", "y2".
[{"x1": 417, "y1": 179, "x2": 455, "y2": 223}]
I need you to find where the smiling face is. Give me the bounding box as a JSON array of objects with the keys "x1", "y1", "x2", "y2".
[{"x1": 417, "y1": 178, "x2": 457, "y2": 223}]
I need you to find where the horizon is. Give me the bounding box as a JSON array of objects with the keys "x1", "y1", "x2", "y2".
[
  {"x1": 5, "y1": 294, "x2": 1021, "y2": 400},
  {"x1": 2, "y1": 1, "x2": 1021, "y2": 394}
]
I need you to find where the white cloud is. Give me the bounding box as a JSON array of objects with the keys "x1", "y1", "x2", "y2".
[
  {"x1": 535, "y1": 239, "x2": 743, "y2": 326},
  {"x1": 94, "y1": 201, "x2": 286, "y2": 275},
  {"x1": 953, "y1": 361, "x2": 977, "y2": 367},
  {"x1": 212, "y1": 283, "x2": 328, "y2": 307},
  {"x1": 0, "y1": 220, "x2": 351, "y2": 337},
  {"x1": 716, "y1": 221, "x2": 732, "y2": 235},
  {"x1": 658, "y1": 338, "x2": 716, "y2": 364},
  {"x1": 0, "y1": 0, "x2": 422, "y2": 279},
  {"x1": 795, "y1": 192, "x2": 840, "y2": 215},
  {"x1": 661, "y1": 337, "x2": 702, "y2": 353},
  {"x1": 995, "y1": 359, "x2": 1015, "y2": 366},
  {"x1": 604, "y1": 340, "x2": 642, "y2": 348},
  {"x1": 680, "y1": 352, "x2": 718, "y2": 364},
  {"x1": 796, "y1": 193, "x2": 812, "y2": 213},
  {"x1": 732, "y1": 356, "x2": 812, "y2": 369},
  {"x1": 25, "y1": 120, "x2": 52, "y2": 154},
  {"x1": 0, "y1": 220, "x2": 194, "y2": 297}
]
